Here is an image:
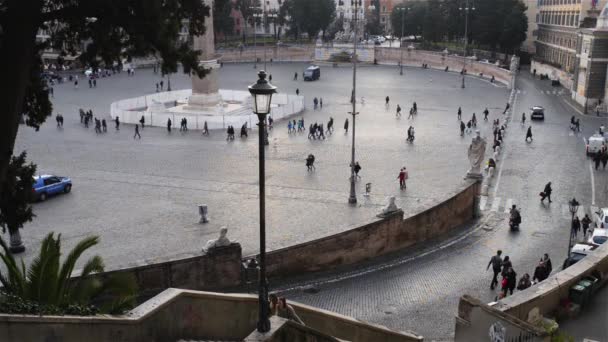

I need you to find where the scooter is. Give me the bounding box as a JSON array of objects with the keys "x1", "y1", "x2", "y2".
[{"x1": 509, "y1": 219, "x2": 519, "y2": 231}]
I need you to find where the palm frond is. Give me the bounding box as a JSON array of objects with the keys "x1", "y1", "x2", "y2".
[
  {"x1": 56, "y1": 235, "x2": 100, "y2": 305},
  {"x1": 26, "y1": 233, "x2": 61, "y2": 304},
  {"x1": 0, "y1": 236, "x2": 26, "y2": 296}
]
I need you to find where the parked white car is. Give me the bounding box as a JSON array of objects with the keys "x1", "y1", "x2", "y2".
[
  {"x1": 588, "y1": 228, "x2": 608, "y2": 247},
  {"x1": 586, "y1": 134, "x2": 606, "y2": 156}
]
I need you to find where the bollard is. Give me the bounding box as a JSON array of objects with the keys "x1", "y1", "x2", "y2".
[
  {"x1": 199, "y1": 205, "x2": 209, "y2": 223},
  {"x1": 364, "y1": 183, "x2": 372, "y2": 196}
]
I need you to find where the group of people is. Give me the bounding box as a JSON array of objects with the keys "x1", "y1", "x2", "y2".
[
  {"x1": 307, "y1": 121, "x2": 329, "y2": 140},
  {"x1": 79, "y1": 108, "x2": 95, "y2": 127},
  {"x1": 313, "y1": 97, "x2": 323, "y2": 110},
  {"x1": 487, "y1": 250, "x2": 553, "y2": 298},
  {"x1": 287, "y1": 118, "x2": 306, "y2": 133},
  {"x1": 570, "y1": 213, "x2": 594, "y2": 240},
  {"x1": 592, "y1": 146, "x2": 608, "y2": 170}
]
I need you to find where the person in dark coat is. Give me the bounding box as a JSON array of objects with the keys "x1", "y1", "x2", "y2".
[
  {"x1": 460, "y1": 121, "x2": 466, "y2": 136},
  {"x1": 167, "y1": 118, "x2": 172, "y2": 132},
  {"x1": 501, "y1": 256, "x2": 512, "y2": 277},
  {"x1": 525, "y1": 126, "x2": 533, "y2": 142},
  {"x1": 504, "y1": 267, "x2": 517, "y2": 296},
  {"x1": 582, "y1": 214, "x2": 592, "y2": 237},
  {"x1": 517, "y1": 273, "x2": 531, "y2": 291},
  {"x1": 541, "y1": 182, "x2": 552, "y2": 203},
  {"x1": 344, "y1": 118, "x2": 349, "y2": 133},
  {"x1": 486, "y1": 250, "x2": 503, "y2": 290},
  {"x1": 572, "y1": 216, "x2": 581, "y2": 239}
]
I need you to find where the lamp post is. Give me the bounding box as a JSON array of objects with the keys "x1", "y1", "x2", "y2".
[
  {"x1": 396, "y1": 5, "x2": 409, "y2": 76},
  {"x1": 567, "y1": 198, "x2": 580, "y2": 259},
  {"x1": 248, "y1": 70, "x2": 277, "y2": 333},
  {"x1": 459, "y1": 0, "x2": 474, "y2": 89}
]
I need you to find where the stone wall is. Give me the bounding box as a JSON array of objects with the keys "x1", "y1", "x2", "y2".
[
  {"x1": 531, "y1": 59, "x2": 574, "y2": 90},
  {"x1": 263, "y1": 180, "x2": 479, "y2": 278},
  {"x1": 0, "y1": 289, "x2": 421, "y2": 342},
  {"x1": 84, "y1": 244, "x2": 243, "y2": 301},
  {"x1": 494, "y1": 241, "x2": 608, "y2": 323},
  {"x1": 454, "y1": 295, "x2": 548, "y2": 342}
]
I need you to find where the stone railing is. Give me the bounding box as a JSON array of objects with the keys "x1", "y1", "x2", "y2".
[
  {"x1": 0, "y1": 288, "x2": 422, "y2": 342},
  {"x1": 218, "y1": 45, "x2": 316, "y2": 63},
  {"x1": 494, "y1": 241, "x2": 608, "y2": 322},
  {"x1": 78, "y1": 243, "x2": 243, "y2": 302},
  {"x1": 259, "y1": 180, "x2": 480, "y2": 278}
]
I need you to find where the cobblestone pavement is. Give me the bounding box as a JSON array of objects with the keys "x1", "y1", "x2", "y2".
[
  {"x1": 274, "y1": 71, "x2": 608, "y2": 340},
  {"x1": 14, "y1": 63, "x2": 508, "y2": 270}
]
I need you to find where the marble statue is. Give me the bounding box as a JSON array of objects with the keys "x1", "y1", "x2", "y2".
[
  {"x1": 378, "y1": 196, "x2": 400, "y2": 217},
  {"x1": 467, "y1": 130, "x2": 487, "y2": 179},
  {"x1": 202, "y1": 227, "x2": 231, "y2": 252}
]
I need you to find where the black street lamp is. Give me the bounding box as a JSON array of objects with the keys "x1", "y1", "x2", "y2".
[
  {"x1": 248, "y1": 70, "x2": 277, "y2": 333},
  {"x1": 568, "y1": 197, "x2": 580, "y2": 259}
]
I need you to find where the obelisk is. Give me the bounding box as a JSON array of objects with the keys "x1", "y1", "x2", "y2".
[{"x1": 188, "y1": 0, "x2": 221, "y2": 108}]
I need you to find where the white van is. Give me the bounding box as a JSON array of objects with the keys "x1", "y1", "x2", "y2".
[{"x1": 586, "y1": 134, "x2": 606, "y2": 156}]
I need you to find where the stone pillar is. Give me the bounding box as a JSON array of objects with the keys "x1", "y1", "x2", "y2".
[{"x1": 188, "y1": 0, "x2": 221, "y2": 108}]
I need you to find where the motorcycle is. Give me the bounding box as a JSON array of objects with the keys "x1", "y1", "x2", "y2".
[{"x1": 509, "y1": 210, "x2": 521, "y2": 231}]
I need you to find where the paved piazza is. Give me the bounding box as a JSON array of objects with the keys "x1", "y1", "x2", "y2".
[{"x1": 16, "y1": 63, "x2": 508, "y2": 268}]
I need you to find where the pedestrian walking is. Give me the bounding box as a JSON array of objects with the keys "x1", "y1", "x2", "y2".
[
  {"x1": 74, "y1": 79, "x2": 78, "y2": 89},
  {"x1": 413, "y1": 102, "x2": 417, "y2": 114},
  {"x1": 486, "y1": 250, "x2": 503, "y2": 290},
  {"x1": 313, "y1": 97, "x2": 318, "y2": 110},
  {"x1": 504, "y1": 267, "x2": 517, "y2": 296},
  {"x1": 457, "y1": 107, "x2": 462, "y2": 120},
  {"x1": 408, "y1": 107, "x2": 414, "y2": 119},
  {"x1": 93, "y1": 79, "x2": 97, "y2": 87},
  {"x1": 269, "y1": 74, "x2": 272, "y2": 82},
  {"x1": 460, "y1": 121, "x2": 465, "y2": 137},
  {"x1": 202, "y1": 121, "x2": 209, "y2": 136},
  {"x1": 594, "y1": 152, "x2": 602, "y2": 170},
  {"x1": 101, "y1": 119, "x2": 107, "y2": 132},
  {"x1": 134, "y1": 124, "x2": 141, "y2": 139},
  {"x1": 160, "y1": 80, "x2": 164, "y2": 90},
  {"x1": 156, "y1": 83, "x2": 159, "y2": 92},
  {"x1": 354, "y1": 162, "x2": 361, "y2": 179},
  {"x1": 521, "y1": 112, "x2": 526, "y2": 125},
  {"x1": 94, "y1": 119, "x2": 102, "y2": 134},
  {"x1": 294, "y1": 72, "x2": 298, "y2": 81},
  {"x1": 385, "y1": 96, "x2": 390, "y2": 106},
  {"x1": 540, "y1": 182, "x2": 552, "y2": 203},
  {"x1": 525, "y1": 126, "x2": 533, "y2": 142},
  {"x1": 296, "y1": 88, "x2": 300, "y2": 96},
  {"x1": 115, "y1": 116, "x2": 120, "y2": 130},
  {"x1": 306, "y1": 154, "x2": 315, "y2": 171},
  {"x1": 397, "y1": 167, "x2": 408, "y2": 189},
  {"x1": 88, "y1": 79, "x2": 93, "y2": 88},
  {"x1": 320, "y1": 98, "x2": 323, "y2": 108},
  {"x1": 139, "y1": 115, "x2": 145, "y2": 129},
  {"x1": 167, "y1": 118, "x2": 172, "y2": 132},
  {"x1": 572, "y1": 216, "x2": 581, "y2": 240},
  {"x1": 344, "y1": 118, "x2": 349, "y2": 133},
  {"x1": 503, "y1": 102, "x2": 510, "y2": 114},
  {"x1": 396, "y1": 104, "x2": 402, "y2": 117},
  {"x1": 483, "y1": 108, "x2": 489, "y2": 121},
  {"x1": 582, "y1": 214, "x2": 592, "y2": 237},
  {"x1": 501, "y1": 256, "x2": 512, "y2": 278}
]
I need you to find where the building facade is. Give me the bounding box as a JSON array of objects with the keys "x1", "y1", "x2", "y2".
[
  {"x1": 521, "y1": 0, "x2": 539, "y2": 53},
  {"x1": 534, "y1": 0, "x2": 606, "y2": 74},
  {"x1": 572, "y1": 3, "x2": 608, "y2": 108}
]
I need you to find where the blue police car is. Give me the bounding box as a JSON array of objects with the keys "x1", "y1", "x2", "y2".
[{"x1": 32, "y1": 175, "x2": 72, "y2": 201}]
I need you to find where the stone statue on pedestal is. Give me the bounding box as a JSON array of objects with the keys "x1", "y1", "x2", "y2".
[
  {"x1": 467, "y1": 130, "x2": 487, "y2": 179},
  {"x1": 202, "y1": 227, "x2": 231, "y2": 253},
  {"x1": 378, "y1": 196, "x2": 400, "y2": 217}
]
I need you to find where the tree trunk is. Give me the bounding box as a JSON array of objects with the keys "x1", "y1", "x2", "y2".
[
  {"x1": 9, "y1": 230, "x2": 26, "y2": 253},
  {"x1": 0, "y1": 1, "x2": 42, "y2": 197}
]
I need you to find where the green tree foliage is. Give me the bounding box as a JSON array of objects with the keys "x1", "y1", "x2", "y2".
[
  {"x1": 0, "y1": 0, "x2": 212, "y2": 201},
  {"x1": 389, "y1": 0, "x2": 527, "y2": 51},
  {"x1": 281, "y1": 0, "x2": 336, "y2": 40},
  {"x1": 0, "y1": 152, "x2": 36, "y2": 236},
  {"x1": 0, "y1": 233, "x2": 137, "y2": 314},
  {"x1": 390, "y1": 2, "x2": 426, "y2": 39},
  {"x1": 236, "y1": 0, "x2": 262, "y2": 41},
  {"x1": 214, "y1": 0, "x2": 235, "y2": 41}
]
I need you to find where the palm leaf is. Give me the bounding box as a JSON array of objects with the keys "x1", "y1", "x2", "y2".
[
  {"x1": 70, "y1": 256, "x2": 104, "y2": 304},
  {"x1": 96, "y1": 273, "x2": 138, "y2": 314},
  {"x1": 27, "y1": 233, "x2": 62, "y2": 304},
  {"x1": 56, "y1": 236, "x2": 100, "y2": 305},
  {"x1": 0, "y1": 236, "x2": 26, "y2": 296}
]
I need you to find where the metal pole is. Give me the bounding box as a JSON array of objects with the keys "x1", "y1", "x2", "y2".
[
  {"x1": 263, "y1": 1, "x2": 267, "y2": 71},
  {"x1": 254, "y1": 14, "x2": 258, "y2": 69},
  {"x1": 568, "y1": 212, "x2": 574, "y2": 259},
  {"x1": 348, "y1": 0, "x2": 359, "y2": 205},
  {"x1": 400, "y1": 5, "x2": 405, "y2": 76},
  {"x1": 462, "y1": 0, "x2": 469, "y2": 89},
  {"x1": 256, "y1": 114, "x2": 270, "y2": 333}
]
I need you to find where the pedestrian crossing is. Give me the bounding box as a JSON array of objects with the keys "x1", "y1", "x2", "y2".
[
  {"x1": 479, "y1": 196, "x2": 598, "y2": 219},
  {"x1": 515, "y1": 89, "x2": 566, "y2": 96}
]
